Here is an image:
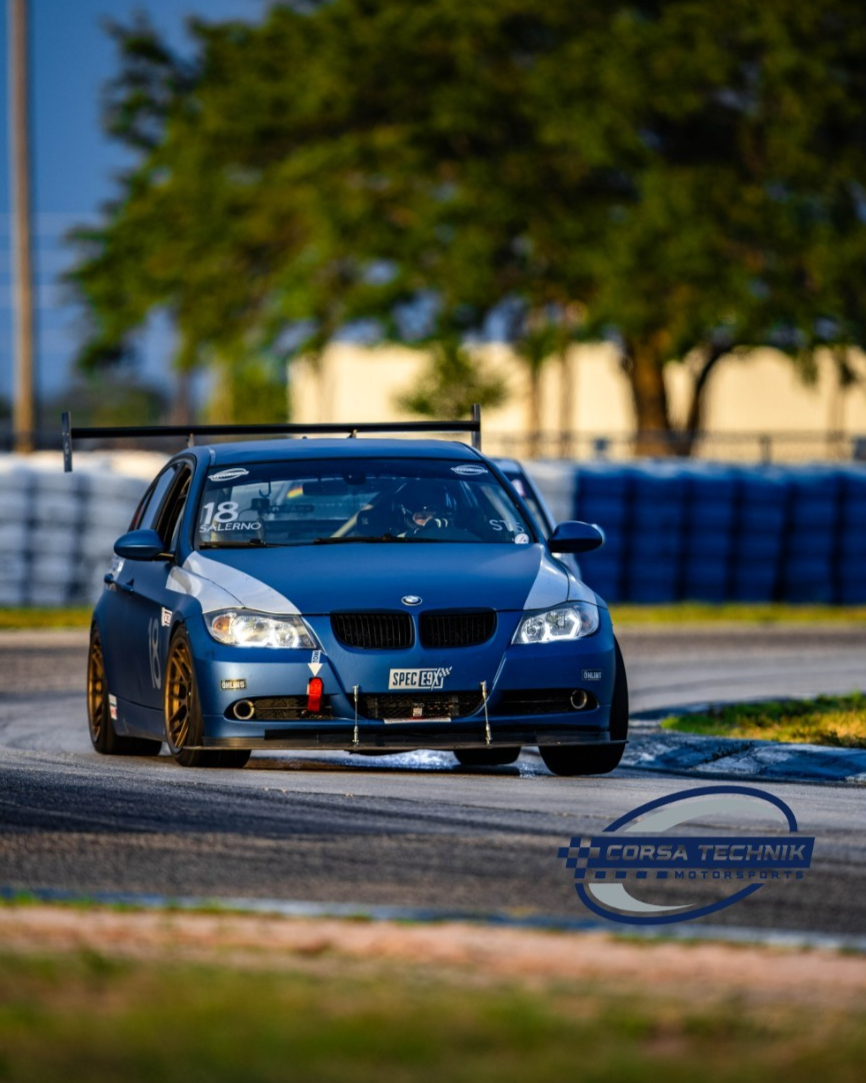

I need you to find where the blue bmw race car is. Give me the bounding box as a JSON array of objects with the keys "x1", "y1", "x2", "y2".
[{"x1": 67, "y1": 416, "x2": 628, "y2": 775}]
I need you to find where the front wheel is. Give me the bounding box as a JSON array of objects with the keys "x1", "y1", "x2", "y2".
[
  {"x1": 87, "y1": 629, "x2": 161, "y2": 757},
  {"x1": 163, "y1": 628, "x2": 250, "y2": 769},
  {"x1": 540, "y1": 637, "x2": 628, "y2": 777}
]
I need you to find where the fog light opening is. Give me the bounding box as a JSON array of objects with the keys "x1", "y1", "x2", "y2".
[
  {"x1": 570, "y1": 690, "x2": 589, "y2": 711},
  {"x1": 233, "y1": 699, "x2": 256, "y2": 721}
]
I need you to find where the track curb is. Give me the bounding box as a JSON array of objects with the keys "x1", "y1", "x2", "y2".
[{"x1": 626, "y1": 707, "x2": 866, "y2": 783}]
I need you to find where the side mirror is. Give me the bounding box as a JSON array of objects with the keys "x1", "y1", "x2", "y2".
[
  {"x1": 114, "y1": 528, "x2": 169, "y2": 561},
  {"x1": 547, "y1": 521, "x2": 605, "y2": 554}
]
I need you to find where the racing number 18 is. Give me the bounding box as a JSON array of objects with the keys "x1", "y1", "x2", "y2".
[{"x1": 200, "y1": 501, "x2": 239, "y2": 527}]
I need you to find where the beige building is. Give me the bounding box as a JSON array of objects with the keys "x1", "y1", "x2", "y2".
[{"x1": 290, "y1": 343, "x2": 866, "y2": 462}]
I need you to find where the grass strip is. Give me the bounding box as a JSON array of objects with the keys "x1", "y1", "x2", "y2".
[
  {"x1": 0, "y1": 947, "x2": 864, "y2": 1083},
  {"x1": 610, "y1": 603, "x2": 866, "y2": 624},
  {"x1": 661, "y1": 693, "x2": 866, "y2": 748},
  {"x1": 0, "y1": 607, "x2": 91, "y2": 630}
]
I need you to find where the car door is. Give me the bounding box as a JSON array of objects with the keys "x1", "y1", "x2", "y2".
[
  {"x1": 103, "y1": 463, "x2": 178, "y2": 701},
  {"x1": 117, "y1": 462, "x2": 193, "y2": 711}
]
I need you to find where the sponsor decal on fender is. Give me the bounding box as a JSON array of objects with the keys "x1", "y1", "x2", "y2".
[{"x1": 147, "y1": 617, "x2": 162, "y2": 689}]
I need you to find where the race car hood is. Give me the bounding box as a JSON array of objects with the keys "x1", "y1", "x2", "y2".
[{"x1": 180, "y1": 543, "x2": 590, "y2": 615}]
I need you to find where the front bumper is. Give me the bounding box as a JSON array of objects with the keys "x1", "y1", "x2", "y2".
[{"x1": 184, "y1": 606, "x2": 620, "y2": 751}]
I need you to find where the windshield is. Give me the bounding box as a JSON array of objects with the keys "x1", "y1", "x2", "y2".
[{"x1": 196, "y1": 458, "x2": 536, "y2": 549}]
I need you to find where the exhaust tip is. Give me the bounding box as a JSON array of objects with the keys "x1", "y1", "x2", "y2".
[
  {"x1": 233, "y1": 699, "x2": 256, "y2": 721},
  {"x1": 570, "y1": 690, "x2": 589, "y2": 711}
]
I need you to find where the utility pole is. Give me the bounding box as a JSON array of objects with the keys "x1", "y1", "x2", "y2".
[{"x1": 8, "y1": 0, "x2": 36, "y2": 453}]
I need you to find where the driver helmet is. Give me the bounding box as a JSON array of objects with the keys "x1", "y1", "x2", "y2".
[{"x1": 400, "y1": 482, "x2": 449, "y2": 531}]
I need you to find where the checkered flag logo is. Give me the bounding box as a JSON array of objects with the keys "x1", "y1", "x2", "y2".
[{"x1": 557, "y1": 836, "x2": 596, "y2": 881}]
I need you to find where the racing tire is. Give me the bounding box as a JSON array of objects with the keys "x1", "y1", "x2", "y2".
[
  {"x1": 539, "y1": 637, "x2": 629, "y2": 777},
  {"x1": 453, "y1": 747, "x2": 521, "y2": 767},
  {"x1": 163, "y1": 627, "x2": 251, "y2": 769},
  {"x1": 87, "y1": 629, "x2": 161, "y2": 757}
]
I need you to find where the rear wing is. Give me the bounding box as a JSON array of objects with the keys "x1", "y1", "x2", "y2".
[{"x1": 61, "y1": 405, "x2": 481, "y2": 472}]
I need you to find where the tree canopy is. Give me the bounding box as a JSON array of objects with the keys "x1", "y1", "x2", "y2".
[{"x1": 69, "y1": 0, "x2": 866, "y2": 447}]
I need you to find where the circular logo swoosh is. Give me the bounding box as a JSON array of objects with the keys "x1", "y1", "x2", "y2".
[{"x1": 558, "y1": 785, "x2": 813, "y2": 926}]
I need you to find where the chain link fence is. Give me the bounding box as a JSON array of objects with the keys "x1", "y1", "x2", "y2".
[{"x1": 483, "y1": 430, "x2": 866, "y2": 463}]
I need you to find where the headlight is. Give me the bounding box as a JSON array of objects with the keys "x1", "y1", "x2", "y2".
[
  {"x1": 205, "y1": 610, "x2": 317, "y2": 649},
  {"x1": 512, "y1": 602, "x2": 599, "y2": 644}
]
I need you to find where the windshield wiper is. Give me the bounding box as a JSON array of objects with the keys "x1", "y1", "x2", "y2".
[{"x1": 311, "y1": 534, "x2": 438, "y2": 545}]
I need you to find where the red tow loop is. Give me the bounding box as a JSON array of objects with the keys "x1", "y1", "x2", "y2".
[{"x1": 306, "y1": 677, "x2": 324, "y2": 713}]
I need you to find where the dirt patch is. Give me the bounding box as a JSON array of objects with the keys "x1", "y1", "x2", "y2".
[{"x1": 1, "y1": 904, "x2": 864, "y2": 1007}]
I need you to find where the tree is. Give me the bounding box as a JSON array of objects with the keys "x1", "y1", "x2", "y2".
[
  {"x1": 44, "y1": 371, "x2": 167, "y2": 428},
  {"x1": 581, "y1": 0, "x2": 866, "y2": 453},
  {"x1": 68, "y1": 1, "x2": 866, "y2": 451},
  {"x1": 395, "y1": 339, "x2": 509, "y2": 419}
]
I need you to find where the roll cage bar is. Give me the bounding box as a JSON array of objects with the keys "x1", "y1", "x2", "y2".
[{"x1": 61, "y1": 405, "x2": 481, "y2": 473}]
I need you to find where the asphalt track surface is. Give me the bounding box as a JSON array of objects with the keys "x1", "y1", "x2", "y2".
[{"x1": 1, "y1": 625, "x2": 864, "y2": 936}]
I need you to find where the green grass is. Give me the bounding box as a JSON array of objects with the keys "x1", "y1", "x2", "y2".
[
  {"x1": 0, "y1": 949, "x2": 864, "y2": 1083},
  {"x1": 661, "y1": 693, "x2": 866, "y2": 748},
  {"x1": 0, "y1": 607, "x2": 91, "y2": 630},
  {"x1": 610, "y1": 603, "x2": 866, "y2": 624}
]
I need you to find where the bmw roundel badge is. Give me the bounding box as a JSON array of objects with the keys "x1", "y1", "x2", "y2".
[{"x1": 401, "y1": 595, "x2": 423, "y2": 606}]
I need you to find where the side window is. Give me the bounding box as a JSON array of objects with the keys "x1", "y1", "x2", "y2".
[
  {"x1": 158, "y1": 468, "x2": 193, "y2": 550},
  {"x1": 130, "y1": 478, "x2": 159, "y2": 530},
  {"x1": 137, "y1": 465, "x2": 180, "y2": 533},
  {"x1": 129, "y1": 490, "x2": 151, "y2": 531}
]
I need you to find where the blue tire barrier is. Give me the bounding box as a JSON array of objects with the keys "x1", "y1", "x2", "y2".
[{"x1": 562, "y1": 462, "x2": 866, "y2": 605}]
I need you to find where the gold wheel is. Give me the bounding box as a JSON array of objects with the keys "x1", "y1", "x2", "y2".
[
  {"x1": 87, "y1": 632, "x2": 108, "y2": 747},
  {"x1": 165, "y1": 635, "x2": 196, "y2": 753},
  {"x1": 164, "y1": 628, "x2": 250, "y2": 769},
  {"x1": 87, "y1": 626, "x2": 161, "y2": 757}
]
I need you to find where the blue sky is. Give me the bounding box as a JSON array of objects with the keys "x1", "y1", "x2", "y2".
[{"x1": 1, "y1": 0, "x2": 267, "y2": 408}]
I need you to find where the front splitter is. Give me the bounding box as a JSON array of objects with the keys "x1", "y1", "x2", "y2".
[{"x1": 200, "y1": 723, "x2": 620, "y2": 751}]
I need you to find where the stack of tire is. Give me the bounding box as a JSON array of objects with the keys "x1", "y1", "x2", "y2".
[
  {"x1": 729, "y1": 468, "x2": 788, "y2": 602},
  {"x1": 680, "y1": 464, "x2": 737, "y2": 602},
  {"x1": 623, "y1": 464, "x2": 687, "y2": 603},
  {"x1": 571, "y1": 464, "x2": 630, "y2": 601},
  {"x1": 28, "y1": 469, "x2": 91, "y2": 606},
  {"x1": 573, "y1": 464, "x2": 689, "y2": 603},
  {"x1": 79, "y1": 471, "x2": 155, "y2": 601},
  {"x1": 0, "y1": 461, "x2": 31, "y2": 606},
  {"x1": 0, "y1": 453, "x2": 158, "y2": 606},
  {"x1": 836, "y1": 467, "x2": 866, "y2": 604},
  {"x1": 535, "y1": 460, "x2": 866, "y2": 605},
  {"x1": 778, "y1": 467, "x2": 841, "y2": 604}
]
